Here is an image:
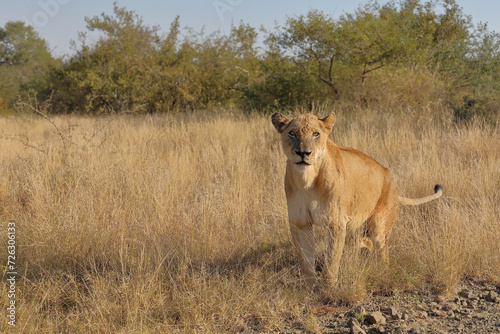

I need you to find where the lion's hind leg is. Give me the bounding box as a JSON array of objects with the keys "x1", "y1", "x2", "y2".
[
  {"x1": 365, "y1": 177, "x2": 400, "y2": 262},
  {"x1": 367, "y1": 202, "x2": 399, "y2": 263}
]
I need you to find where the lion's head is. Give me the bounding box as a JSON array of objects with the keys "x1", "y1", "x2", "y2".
[{"x1": 271, "y1": 113, "x2": 335, "y2": 167}]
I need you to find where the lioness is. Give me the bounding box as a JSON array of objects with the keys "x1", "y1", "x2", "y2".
[{"x1": 271, "y1": 112, "x2": 442, "y2": 287}]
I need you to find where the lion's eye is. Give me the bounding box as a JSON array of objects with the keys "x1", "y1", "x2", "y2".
[
  {"x1": 289, "y1": 131, "x2": 296, "y2": 138},
  {"x1": 313, "y1": 132, "x2": 320, "y2": 138}
]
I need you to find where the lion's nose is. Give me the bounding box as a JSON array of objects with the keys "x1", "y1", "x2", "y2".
[{"x1": 295, "y1": 150, "x2": 311, "y2": 159}]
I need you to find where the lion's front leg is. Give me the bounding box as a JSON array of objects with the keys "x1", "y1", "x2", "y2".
[
  {"x1": 324, "y1": 215, "x2": 347, "y2": 285},
  {"x1": 290, "y1": 222, "x2": 318, "y2": 287}
]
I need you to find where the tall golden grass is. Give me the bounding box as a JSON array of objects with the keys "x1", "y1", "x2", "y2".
[{"x1": 0, "y1": 108, "x2": 498, "y2": 333}]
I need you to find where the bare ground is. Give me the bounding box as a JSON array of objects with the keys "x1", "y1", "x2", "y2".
[{"x1": 246, "y1": 278, "x2": 500, "y2": 334}]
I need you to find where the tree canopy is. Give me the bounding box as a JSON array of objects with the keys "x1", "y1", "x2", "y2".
[
  {"x1": 0, "y1": 21, "x2": 55, "y2": 114},
  {"x1": 0, "y1": 21, "x2": 52, "y2": 65},
  {"x1": 1, "y1": 0, "x2": 499, "y2": 120}
]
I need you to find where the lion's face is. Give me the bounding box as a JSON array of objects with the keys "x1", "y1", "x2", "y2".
[{"x1": 272, "y1": 113, "x2": 335, "y2": 167}]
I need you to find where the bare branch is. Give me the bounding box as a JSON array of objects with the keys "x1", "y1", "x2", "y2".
[{"x1": 16, "y1": 93, "x2": 75, "y2": 148}]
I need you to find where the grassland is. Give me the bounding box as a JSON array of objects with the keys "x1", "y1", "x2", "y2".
[{"x1": 0, "y1": 108, "x2": 498, "y2": 333}]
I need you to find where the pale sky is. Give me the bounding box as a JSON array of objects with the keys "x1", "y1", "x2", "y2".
[{"x1": 1, "y1": 0, "x2": 500, "y2": 57}]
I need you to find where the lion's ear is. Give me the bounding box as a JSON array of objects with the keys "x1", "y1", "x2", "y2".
[
  {"x1": 271, "y1": 112, "x2": 291, "y2": 133},
  {"x1": 319, "y1": 113, "x2": 335, "y2": 134}
]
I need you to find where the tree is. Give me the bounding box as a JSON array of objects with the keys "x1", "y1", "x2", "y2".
[
  {"x1": 0, "y1": 21, "x2": 52, "y2": 65},
  {"x1": 15, "y1": 0, "x2": 500, "y2": 118},
  {"x1": 274, "y1": 10, "x2": 340, "y2": 95},
  {"x1": 268, "y1": 0, "x2": 476, "y2": 105},
  {"x1": 53, "y1": 2, "x2": 162, "y2": 113},
  {"x1": 271, "y1": 3, "x2": 407, "y2": 101},
  {"x1": 0, "y1": 21, "x2": 54, "y2": 113}
]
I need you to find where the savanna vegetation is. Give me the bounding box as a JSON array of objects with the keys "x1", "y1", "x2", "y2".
[
  {"x1": 0, "y1": 0, "x2": 499, "y2": 332},
  {"x1": 0, "y1": 108, "x2": 498, "y2": 332},
  {"x1": 0, "y1": 0, "x2": 499, "y2": 120}
]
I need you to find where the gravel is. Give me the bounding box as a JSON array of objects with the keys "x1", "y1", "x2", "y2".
[{"x1": 315, "y1": 279, "x2": 500, "y2": 334}]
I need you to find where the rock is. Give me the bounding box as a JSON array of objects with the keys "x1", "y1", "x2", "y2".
[
  {"x1": 429, "y1": 302, "x2": 439, "y2": 310},
  {"x1": 325, "y1": 321, "x2": 338, "y2": 329},
  {"x1": 434, "y1": 295, "x2": 446, "y2": 304},
  {"x1": 432, "y1": 309, "x2": 447, "y2": 317},
  {"x1": 382, "y1": 306, "x2": 398, "y2": 316},
  {"x1": 486, "y1": 290, "x2": 499, "y2": 302},
  {"x1": 348, "y1": 318, "x2": 361, "y2": 327},
  {"x1": 350, "y1": 321, "x2": 366, "y2": 334},
  {"x1": 460, "y1": 308, "x2": 472, "y2": 315},
  {"x1": 365, "y1": 311, "x2": 386, "y2": 326},
  {"x1": 459, "y1": 289, "x2": 472, "y2": 299},
  {"x1": 390, "y1": 328, "x2": 406, "y2": 334},
  {"x1": 367, "y1": 326, "x2": 384, "y2": 334},
  {"x1": 483, "y1": 282, "x2": 496, "y2": 290},
  {"x1": 409, "y1": 327, "x2": 426, "y2": 334},
  {"x1": 473, "y1": 313, "x2": 486, "y2": 319},
  {"x1": 416, "y1": 311, "x2": 428, "y2": 319},
  {"x1": 443, "y1": 303, "x2": 458, "y2": 312},
  {"x1": 416, "y1": 303, "x2": 429, "y2": 311},
  {"x1": 402, "y1": 312, "x2": 410, "y2": 321}
]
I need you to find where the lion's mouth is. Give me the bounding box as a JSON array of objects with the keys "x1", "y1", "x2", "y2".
[{"x1": 296, "y1": 161, "x2": 311, "y2": 166}]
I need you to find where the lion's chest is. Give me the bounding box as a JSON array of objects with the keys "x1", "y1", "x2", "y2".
[{"x1": 287, "y1": 189, "x2": 330, "y2": 227}]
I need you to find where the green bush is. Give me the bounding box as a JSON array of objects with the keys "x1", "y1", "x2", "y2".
[{"x1": 0, "y1": 0, "x2": 498, "y2": 120}]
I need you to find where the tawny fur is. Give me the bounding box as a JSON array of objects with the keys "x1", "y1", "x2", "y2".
[{"x1": 271, "y1": 112, "x2": 442, "y2": 287}]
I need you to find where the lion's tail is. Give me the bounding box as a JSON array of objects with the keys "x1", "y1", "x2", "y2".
[{"x1": 399, "y1": 184, "x2": 443, "y2": 206}]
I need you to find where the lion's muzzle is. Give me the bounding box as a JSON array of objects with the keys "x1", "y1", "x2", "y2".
[{"x1": 295, "y1": 150, "x2": 312, "y2": 165}]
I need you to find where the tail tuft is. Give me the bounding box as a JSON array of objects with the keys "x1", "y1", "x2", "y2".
[{"x1": 434, "y1": 184, "x2": 443, "y2": 195}]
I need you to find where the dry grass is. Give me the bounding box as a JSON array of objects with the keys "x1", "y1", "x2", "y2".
[{"x1": 0, "y1": 108, "x2": 498, "y2": 333}]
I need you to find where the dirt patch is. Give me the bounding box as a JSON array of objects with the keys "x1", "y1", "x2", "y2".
[
  {"x1": 313, "y1": 279, "x2": 500, "y2": 334},
  {"x1": 255, "y1": 279, "x2": 500, "y2": 334}
]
